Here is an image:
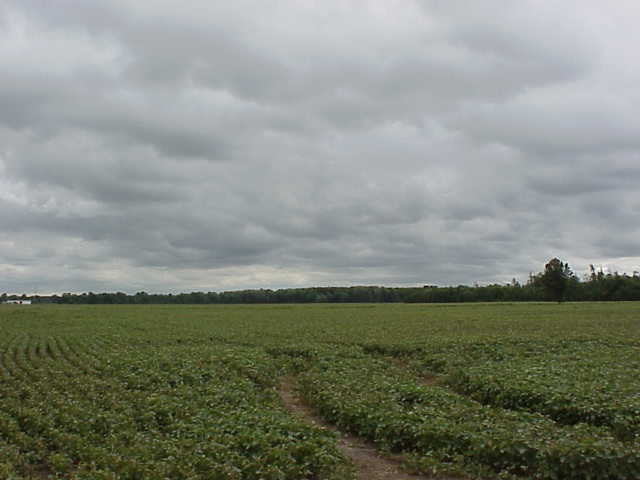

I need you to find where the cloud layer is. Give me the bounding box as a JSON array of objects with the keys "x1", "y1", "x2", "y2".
[{"x1": 1, "y1": 1, "x2": 639, "y2": 293}]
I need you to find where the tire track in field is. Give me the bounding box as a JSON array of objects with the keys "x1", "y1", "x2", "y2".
[{"x1": 278, "y1": 376, "x2": 436, "y2": 480}]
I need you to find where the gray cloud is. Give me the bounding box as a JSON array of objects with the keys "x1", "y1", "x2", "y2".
[{"x1": 1, "y1": 0, "x2": 639, "y2": 294}]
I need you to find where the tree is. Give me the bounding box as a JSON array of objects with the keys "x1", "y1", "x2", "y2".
[{"x1": 537, "y1": 258, "x2": 575, "y2": 302}]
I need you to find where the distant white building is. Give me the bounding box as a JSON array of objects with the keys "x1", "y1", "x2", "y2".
[{"x1": 3, "y1": 300, "x2": 32, "y2": 305}]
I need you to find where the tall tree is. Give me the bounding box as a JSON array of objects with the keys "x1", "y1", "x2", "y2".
[{"x1": 537, "y1": 258, "x2": 575, "y2": 302}]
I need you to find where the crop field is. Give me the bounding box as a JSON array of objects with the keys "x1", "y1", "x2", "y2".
[{"x1": 0, "y1": 302, "x2": 639, "y2": 479}]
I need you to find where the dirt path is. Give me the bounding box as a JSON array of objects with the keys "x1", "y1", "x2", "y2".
[{"x1": 278, "y1": 376, "x2": 431, "y2": 480}]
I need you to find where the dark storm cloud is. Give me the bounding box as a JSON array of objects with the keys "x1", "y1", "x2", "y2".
[{"x1": 1, "y1": 1, "x2": 639, "y2": 294}]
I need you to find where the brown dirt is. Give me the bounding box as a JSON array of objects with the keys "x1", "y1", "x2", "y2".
[{"x1": 278, "y1": 376, "x2": 431, "y2": 480}]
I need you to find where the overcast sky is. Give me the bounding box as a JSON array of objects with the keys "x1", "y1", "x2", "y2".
[{"x1": 1, "y1": 1, "x2": 639, "y2": 294}]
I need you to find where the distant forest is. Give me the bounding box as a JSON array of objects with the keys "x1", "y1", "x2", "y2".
[{"x1": 4, "y1": 261, "x2": 640, "y2": 304}]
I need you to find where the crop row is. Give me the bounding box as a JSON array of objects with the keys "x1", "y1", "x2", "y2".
[
  {"x1": 293, "y1": 347, "x2": 640, "y2": 480},
  {"x1": 390, "y1": 340, "x2": 640, "y2": 442},
  {"x1": 0, "y1": 338, "x2": 351, "y2": 480},
  {"x1": 363, "y1": 339, "x2": 640, "y2": 441},
  {"x1": 0, "y1": 334, "x2": 118, "y2": 381},
  {"x1": 444, "y1": 343, "x2": 640, "y2": 442}
]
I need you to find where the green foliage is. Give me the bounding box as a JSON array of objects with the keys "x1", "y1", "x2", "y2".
[
  {"x1": 0, "y1": 339, "x2": 349, "y2": 479},
  {"x1": 9, "y1": 262, "x2": 640, "y2": 304},
  {"x1": 0, "y1": 302, "x2": 639, "y2": 479},
  {"x1": 441, "y1": 340, "x2": 640, "y2": 441},
  {"x1": 295, "y1": 350, "x2": 640, "y2": 479},
  {"x1": 532, "y1": 258, "x2": 576, "y2": 302}
]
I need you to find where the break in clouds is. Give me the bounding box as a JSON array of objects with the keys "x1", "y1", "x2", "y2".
[{"x1": 1, "y1": 1, "x2": 639, "y2": 294}]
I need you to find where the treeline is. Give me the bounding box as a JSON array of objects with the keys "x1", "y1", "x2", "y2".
[
  {"x1": 406, "y1": 270, "x2": 640, "y2": 303},
  {"x1": 5, "y1": 268, "x2": 640, "y2": 304}
]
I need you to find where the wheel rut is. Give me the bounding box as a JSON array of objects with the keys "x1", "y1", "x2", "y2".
[{"x1": 278, "y1": 376, "x2": 433, "y2": 480}]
